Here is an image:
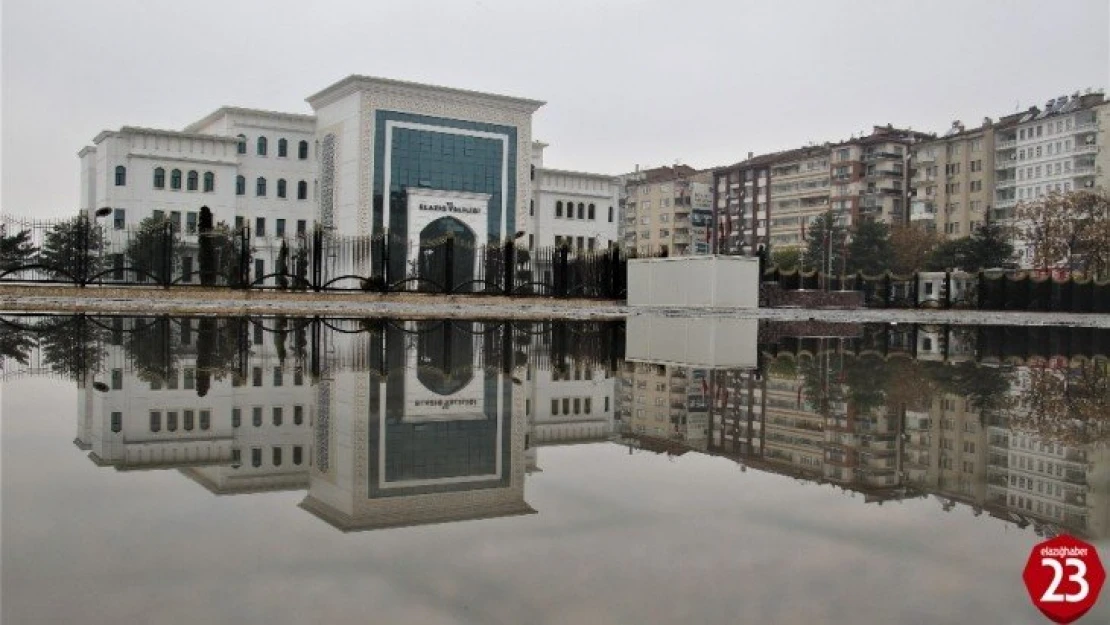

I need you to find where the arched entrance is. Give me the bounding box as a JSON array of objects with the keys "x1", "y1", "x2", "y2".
[
  {"x1": 419, "y1": 217, "x2": 476, "y2": 292},
  {"x1": 416, "y1": 321, "x2": 474, "y2": 396}
]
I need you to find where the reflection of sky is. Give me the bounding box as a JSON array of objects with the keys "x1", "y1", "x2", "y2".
[{"x1": 3, "y1": 377, "x2": 1108, "y2": 625}]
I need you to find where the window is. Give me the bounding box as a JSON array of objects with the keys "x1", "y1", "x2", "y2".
[
  {"x1": 171, "y1": 169, "x2": 182, "y2": 190},
  {"x1": 153, "y1": 167, "x2": 165, "y2": 189},
  {"x1": 183, "y1": 410, "x2": 195, "y2": 431},
  {"x1": 111, "y1": 412, "x2": 122, "y2": 433},
  {"x1": 297, "y1": 180, "x2": 307, "y2": 200},
  {"x1": 183, "y1": 367, "x2": 195, "y2": 389},
  {"x1": 273, "y1": 367, "x2": 283, "y2": 387},
  {"x1": 113, "y1": 208, "x2": 125, "y2": 230},
  {"x1": 187, "y1": 170, "x2": 198, "y2": 191},
  {"x1": 296, "y1": 220, "x2": 307, "y2": 236},
  {"x1": 257, "y1": 136, "x2": 268, "y2": 156},
  {"x1": 529, "y1": 199, "x2": 534, "y2": 216},
  {"x1": 170, "y1": 211, "x2": 182, "y2": 231},
  {"x1": 236, "y1": 175, "x2": 245, "y2": 195},
  {"x1": 232, "y1": 408, "x2": 241, "y2": 428},
  {"x1": 252, "y1": 406, "x2": 263, "y2": 427},
  {"x1": 252, "y1": 448, "x2": 262, "y2": 467},
  {"x1": 256, "y1": 177, "x2": 267, "y2": 197},
  {"x1": 150, "y1": 411, "x2": 162, "y2": 432},
  {"x1": 235, "y1": 216, "x2": 244, "y2": 230},
  {"x1": 556, "y1": 201, "x2": 563, "y2": 217},
  {"x1": 276, "y1": 218, "x2": 286, "y2": 238},
  {"x1": 584, "y1": 398, "x2": 592, "y2": 414},
  {"x1": 115, "y1": 165, "x2": 126, "y2": 186},
  {"x1": 578, "y1": 203, "x2": 585, "y2": 219},
  {"x1": 551, "y1": 399, "x2": 559, "y2": 415},
  {"x1": 237, "y1": 134, "x2": 247, "y2": 154},
  {"x1": 273, "y1": 406, "x2": 283, "y2": 426},
  {"x1": 294, "y1": 405, "x2": 304, "y2": 425},
  {"x1": 186, "y1": 211, "x2": 197, "y2": 235},
  {"x1": 167, "y1": 411, "x2": 178, "y2": 432},
  {"x1": 252, "y1": 366, "x2": 263, "y2": 387},
  {"x1": 203, "y1": 171, "x2": 214, "y2": 192},
  {"x1": 272, "y1": 447, "x2": 282, "y2": 466},
  {"x1": 588, "y1": 204, "x2": 595, "y2": 219},
  {"x1": 255, "y1": 217, "x2": 265, "y2": 237},
  {"x1": 277, "y1": 178, "x2": 287, "y2": 198},
  {"x1": 608, "y1": 206, "x2": 614, "y2": 222},
  {"x1": 278, "y1": 138, "x2": 288, "y2": 157},
  {"x1": 298, "y1": 140, "x2": 308, "y2": 159},
  {"x1": 293, "y1": 446, "x2": 303, "y2": 465}
]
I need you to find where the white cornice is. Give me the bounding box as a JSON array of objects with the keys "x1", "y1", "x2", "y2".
[
  {"x1": 306, "y1": 74, "x2": 545, "y2": 114},
  {"x1": 77, "y1": 145, "x2": 97, "y2": 157},
  {"x1": 538, "y1": 166, "x2": 621, "y2": 182},
  {"x1": 94, "y1": 126, "x2": 241, "y2": 145},
  {"x1": 125, "y1": 152, "x2": 240, "y2": 167},
  {"x1": 184, "y1": 106, "x2": 316, "y2": 133}
]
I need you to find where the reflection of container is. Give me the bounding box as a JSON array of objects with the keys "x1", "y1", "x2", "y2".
[{"x1": 625, "y1": 316, "x2": 757, "y2": 369}]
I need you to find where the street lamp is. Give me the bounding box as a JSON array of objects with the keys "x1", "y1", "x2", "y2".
[{"x1": 95, "y1": 206, "x2": 112, "y2": 218}]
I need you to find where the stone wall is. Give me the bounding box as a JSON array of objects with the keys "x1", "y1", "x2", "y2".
[{"x1": 761, "y1": 284, "x2": 863, "y2": 309}]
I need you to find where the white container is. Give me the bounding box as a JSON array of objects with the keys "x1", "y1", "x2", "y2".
[{"x1": 627, "y1": 255, "x2": 759, "y2": 308}]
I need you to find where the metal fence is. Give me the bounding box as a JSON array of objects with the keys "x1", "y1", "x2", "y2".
[
  {"x1": 0, "y1": 214, "x2": 632, "y2": 299},
  {"x1": 762, "y1": 265, "x2": 1110, "y2": 313}
]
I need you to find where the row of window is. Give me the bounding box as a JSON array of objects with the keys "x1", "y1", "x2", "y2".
[
  {"x1": 552, "y1": 201, "x2": 614, "y2": 222},
  {"x1": 238, "y1": 445, "x2": 305, "y2": 468},
  {"x1": 238, "y1": 136, "x2": 310, "y2": 159},
  {"x1": 148, "y1": 167, "x2": 216, "y2": 192},
  {"x1": 231, "y1": 405, "x2": 306, "y2": 428},
  {"x1": 145, "y1": 409, "x2": 212, "y2": 433},
  {"x1": 552, "y1": 235, "x2": 602, "y2": 252},
  {"x1": 236, "y1": 176, "x2": 309, "y2": 199},
  {"x1": 230, "y1": 216, "x2": 309, "y2": 238},
  {"x1": 551, "y1": 397, "x2": 595, "y2": 416}
]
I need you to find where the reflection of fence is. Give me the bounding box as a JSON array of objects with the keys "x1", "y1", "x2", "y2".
[
  {"x1": 762, "y1": 266, "x2": 1110, "y2": 313},
  {"x1": 0, "y1": 215, "x2": 632, "y2": 299}
]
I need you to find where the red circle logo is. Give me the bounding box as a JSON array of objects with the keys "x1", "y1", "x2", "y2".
[{"x1": 1022, "y1": 534, "x2": 1105, "y2": 623}]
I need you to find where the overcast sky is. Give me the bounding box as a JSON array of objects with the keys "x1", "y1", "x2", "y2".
[{"x1": 2, "y1": 0, "x2": 1108, "y2": 218}]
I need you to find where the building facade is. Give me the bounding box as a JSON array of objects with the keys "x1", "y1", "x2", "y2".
[
  {"x1": 910, "y1": 118, "x2": 1005, "y2": 237},
  {"x1": 526, "y1": 141, "x2": 621, "y2": 252}
]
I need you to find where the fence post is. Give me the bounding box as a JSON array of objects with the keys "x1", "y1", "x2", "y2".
[
  {"x1": 554, "y1": 246, "x2": 568, "y2": 298},
  {"x1": 944, "y1": 270, "x2": 952, "y2": 308},
  {"x1": 503, "y1": 240, "x2": 515, "y2": 295},
  {"x1": 239, "y1": 226, "x2": 250, "y2": 289},
  {"x1": 162, "y1": 222, "x2": 173, "y2": 288},
  {"x1": 444, "y1": 235, "x2": 454, "y2": 294},
  {"x1": 382, "y1": 234, "x2": 392, "y2": 290},
  {"x1": 312, "y1": 228, "x2": 323, "y2": 292}
]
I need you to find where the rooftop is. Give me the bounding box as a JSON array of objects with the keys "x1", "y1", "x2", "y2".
[{"x1": 305, "y1": 74, "x2": 546, "y2": 112}]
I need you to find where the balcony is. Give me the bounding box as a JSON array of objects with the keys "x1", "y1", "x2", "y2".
[
  {"x1": 1073, "y1": 165, "x2": 1097, "y2": 177},
  {"x1": 996, "y1": 178, "x2": 1017, "y2": 189},
  {"x1": 996, "y1": 140, "x2": 1017, "y2": 150},
  {"x1": 995, "y1": 197, "x2": 1017, "y2": 209},
  {"x1": 1074, "y1": 120, "x2": 1098, "y2": 132},
  {"x1": 995, "y1": 158, "x2": 1017, "y2": 170},
  {"x1": 863, "y1": 151, "x2": 903, "y2": 162},
  {"x1": 915, "y1": 152, "x2": 937, "y2": 163},
  {"x1": 1072, "y1": 143, "x2": 1099, "y2": 155}
]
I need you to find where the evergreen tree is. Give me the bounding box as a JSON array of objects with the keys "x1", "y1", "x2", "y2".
[
  {"x1": 802, "y1": 211, "x2": 848, "y2": 274},
  {"x1": 40, "y1": 216, "x2": 104, "y2": 282},
  {"x1": 125, "y1": 217, "x2": 183, "y2": 284},
  {"x1": 276, "y1": 238, "x2": 290, "y2": 289},
  {"x1": 845, "y1": 220, "x2": 892, "y2": 275},
  {"x1": 965, "y1": 222, "x2": 1014, "y2": 270},
  {"x1": 0, "y1": 228, "x2": 37, "y2": 272}
]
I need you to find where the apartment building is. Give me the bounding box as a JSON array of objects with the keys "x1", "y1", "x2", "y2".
[
  {"x1": 712, "y1": 154, "x2": 772, "y2": 255},
  {"x1": 767, "y1": 147, "x2": 832, "y2": 250},
  {"x1": 909, "y1": 118, "x2": 1008, "y2": 236},
  {"x1": 994, "y1": 92, "x2": 1109, "y2": 266},
  {"x1": 830, "y1": 126, "x2": 932, "y2": 228},
  {"x1": 622, "y1": 165, "x2": 712, "y2": 256}
]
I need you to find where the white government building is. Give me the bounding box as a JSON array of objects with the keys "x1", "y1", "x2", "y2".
[{"x1": 78, "y1": 75, "x2": 620, "y2": 286}]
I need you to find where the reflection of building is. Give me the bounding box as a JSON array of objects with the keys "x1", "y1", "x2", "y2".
[
  {"x1": 300, "y1": 320, "x2": 534, "y2": 531},
  {"x1": 76, "y1": 318, "x2": 315, "y2": 496}
]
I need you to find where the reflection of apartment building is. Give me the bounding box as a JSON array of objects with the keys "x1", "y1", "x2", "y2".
[
  {"x1": 527, "y1": 141, "x2": 621, "y2": 252},
  {"x1": 622, "y1": 165, "x2": 712, "y2": 256},
  {"x1": 617, "y1": 361, "x2": 708, "y2": 448}
]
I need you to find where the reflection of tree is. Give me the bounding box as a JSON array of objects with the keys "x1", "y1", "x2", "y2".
[
  {"x1": 799, "y1": 352, "x2": 844, "y2": 415},
  {"x1": 0, "y1": 326, "x2": 37, "y2": 367},
  {"x1": 919, "y1": 361, "x2": 1015, "y2": 416},
  {"x1": 39, "y1": 315, "x2": 105, "y2": 382},
  {"x1": 125, "y1": 317, "x2": 177, "y2": 385},
  {"x1": 1012, "y1": 362, "x2": 1110, "y2": 445}
]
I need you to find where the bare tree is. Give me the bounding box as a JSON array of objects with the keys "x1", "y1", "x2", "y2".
[{"x1": 1016, "y1": 190, "x2": 1110, "y2": 278}]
